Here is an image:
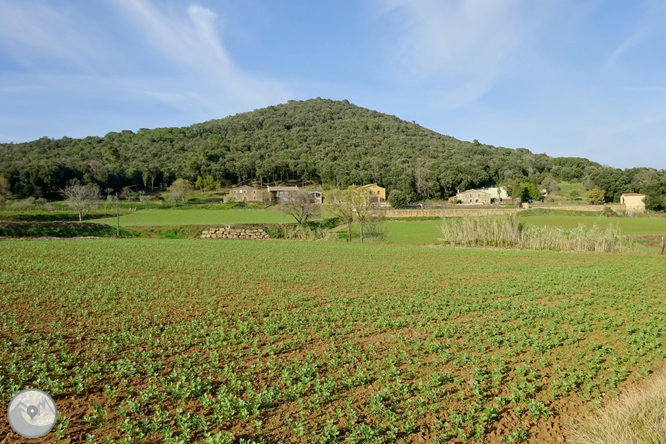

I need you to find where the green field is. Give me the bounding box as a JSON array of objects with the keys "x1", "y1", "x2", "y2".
[
  {"x1": 95, "y1": 208, "x2": 288, "y2": 226},
  {"x1": 336, "y1": 220, "x2": 443, "y2": 244},
  {"x1": 2, "y1": 239, "x2": 665, "y2": 443},
  {"x1": 363, "y1": 216, "x2": 666, "y2": 245}
]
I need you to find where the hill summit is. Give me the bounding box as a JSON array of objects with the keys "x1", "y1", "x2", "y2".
[{"x1": 0, "y1": 98, "x2": 661, "y2": 205}]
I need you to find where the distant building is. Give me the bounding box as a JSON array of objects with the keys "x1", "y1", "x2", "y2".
[
  {"x1": 456, "y1": 189, "x2": 492, "y2": 205},
  {"x1": 267, "y1": 186, "x2": 323, "y2": 204},
  {"x1": 357, "y1": 184, "x2": 386, "y2": 202},
  {"x1": 482, "y1": 187, "x2": 511, "y2": 203},
  {"x1": 308, "y1": 190, "x2": 323, "y2": 204},
  {"x1": 267, "y1": 186, "x2": 300, "y2": 203},
  {"x1": 225, "y1": 185, "x2": 265, "y2": 203},
  {"x1": 620, "y1": 193, "x2": 646, "y2": 213}
]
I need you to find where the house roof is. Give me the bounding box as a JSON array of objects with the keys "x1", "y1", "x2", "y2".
[
  {"x1": 267, "y1": 186, "x2": 299, "y2": 192},
  {"x1": 621, "y1": 193, "x2": 646, "y2": 197},
  {"x1": 358, "y1": 183, "x2": 384, "y2": 189},
  {"x1": 458, "y1": 189, "x2": 491, "y2": 196}
]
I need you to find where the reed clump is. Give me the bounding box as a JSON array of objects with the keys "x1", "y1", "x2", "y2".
[{"x1": 439, "y1": 213, "x2": 631, "y2": 252}]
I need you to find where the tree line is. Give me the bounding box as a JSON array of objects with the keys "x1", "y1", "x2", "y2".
[{"x1": 1, "y1": 98, "x2": 665, "y2": 210}]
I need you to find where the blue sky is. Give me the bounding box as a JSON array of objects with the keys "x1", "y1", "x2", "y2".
[{"x1": 1, "y1": 0, "x2": 665, "y2": 169}]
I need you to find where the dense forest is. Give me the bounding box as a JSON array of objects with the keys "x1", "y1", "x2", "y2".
[{"x1": 1, "y1": 98, "x2": 665, "y2": 209}]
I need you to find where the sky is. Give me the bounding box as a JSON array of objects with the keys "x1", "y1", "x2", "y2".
[{"x1": 0, "y1": 0, "x2": 665, "y2": 170}]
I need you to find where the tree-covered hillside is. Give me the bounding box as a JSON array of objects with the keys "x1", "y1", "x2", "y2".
[{"x1": 1, "y1": 98, "x2": 665, "y2": 208}]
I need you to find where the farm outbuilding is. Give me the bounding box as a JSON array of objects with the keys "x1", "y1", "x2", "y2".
[{"x1": 620, "y1": 193, "x2": 646, "y2": 213}]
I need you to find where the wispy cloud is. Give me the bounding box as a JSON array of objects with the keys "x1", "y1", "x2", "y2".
[
  {"x1": 0, "y1": 0, "x2": 102, "y2": 70},
  {"x1": 607, "y1": 1, "x2": 666, "y2": 65},
  {"x1": 376, "y1": 0, "x2": 560, "y2": 108},
  {"x1": 0, "y1": 0, "x2": 290, "y2": 132},
  {"x1": 111, "y1": 0, "x2": 290, "y2": 115}
]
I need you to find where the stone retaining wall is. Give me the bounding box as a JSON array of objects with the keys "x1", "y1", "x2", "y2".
[{"x1": 201, "y1": 227, "x2": 270, "y2": 240}]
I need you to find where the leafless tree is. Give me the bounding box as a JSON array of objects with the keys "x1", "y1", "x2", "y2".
[
  {"x1": 325, "y1": 186, "x2": 382, "y2": 242},
  {"x1": 278, "y1": 190, "x2": 320, "y2": 224},
  {"x1": 325, "y1": 188, "x2": 356, "y2": 242},
  {"x1": 414, "y1": 158, "x2": 434, "y2": 199},
  {"x1": 62, "y1": 183, "x2": 101, "y2": 222},
  {"x1": 351, "y1": 187, "x2": 380, "y2": 243}
]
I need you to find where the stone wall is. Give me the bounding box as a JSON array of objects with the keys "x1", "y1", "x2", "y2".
[
  {"x1": 383, "y1": 208, "x2": 520, "y2": 218},
  {"x1": 201, "y1": 227, "x2": 270, "y2": 240},
  {"x1": 383, "y1": 204, "x2": 626, "y2": 218},
  {"x1": 538, "y1": 204, "x2": 625, "y2": 212}
]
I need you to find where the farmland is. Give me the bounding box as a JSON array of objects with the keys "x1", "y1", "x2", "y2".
[
  {"x1": 1, "y1": 239, "x2": 665, "y2": 443},
  {"x1": 337, "y1": 215, "x2": 666, "y2": 245},
  {"x1": 95, "y1": 209, "x2": 287, "y2": 227},
  {"x1": 520, "y1": 215, "x2": 666, "y2": 236}
]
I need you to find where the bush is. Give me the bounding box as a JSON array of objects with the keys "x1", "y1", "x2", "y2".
[{"x1": 388, "y1": 190, "x2": 407, "y2": 209}]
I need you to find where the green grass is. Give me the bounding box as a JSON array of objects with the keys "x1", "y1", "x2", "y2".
[
  {"x1": 333, "y1": 221, "x2": 442, "y2": 244},
  {"x1": 1, "y1": 240, "x2": 665, "y2": 442},
  {"x1": 95, "y1": 208, "x2": 289, "y2": 226},
  {"x1": 558, "y1": 182, "x2": 585, "y2": 199}
]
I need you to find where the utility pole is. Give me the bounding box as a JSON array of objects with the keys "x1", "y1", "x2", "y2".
[{"x1": 116, "y1": 192, "x2": 120, "y2": 237}]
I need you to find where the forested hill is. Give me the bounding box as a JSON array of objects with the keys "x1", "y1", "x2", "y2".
[{"x1": 1, "y1": 98, "x2": 665, "y2": 206}]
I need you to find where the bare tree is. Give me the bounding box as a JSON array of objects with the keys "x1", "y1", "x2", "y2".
[
  {"x1": 278, "y1": 190, "x2": 320, "y2": 224},
  {"x1": 350, "y1": 187, "x2": 379, "y2": 243},
  {"x1": 414, "y1": 158, "x2": 434, "y2": 199},
  {"x1": 324, "y1": 188, "x2": 355, "y2": 242},
  {"x1": 62, "y1": 183, "x2": 101, "y2": 222}
]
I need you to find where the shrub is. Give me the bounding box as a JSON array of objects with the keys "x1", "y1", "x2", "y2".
[{"x1": 388, "y1": 190, "x2": 407, "y2": 209}]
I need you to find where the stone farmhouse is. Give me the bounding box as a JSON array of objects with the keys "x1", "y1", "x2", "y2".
[
  {"x1": 455, "y1": 189, "x2": 492, "y2": 205},
  {"x1": 620, "y1": 193, "x2": 646, "y2": 213},
  {"x1": 224, "y1": 185, "x2": 265, "y2": 203},
  {"x1": 358, "y1": 184, "x2": 386, "y2": 202}
]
